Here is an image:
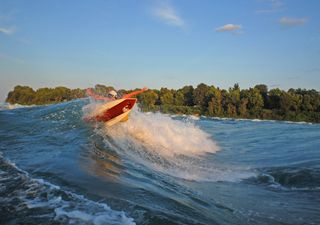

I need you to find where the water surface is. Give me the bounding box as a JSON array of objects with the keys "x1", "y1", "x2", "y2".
[{"x1": 0, "y1": 100, "x2": 319, "y2": 224}]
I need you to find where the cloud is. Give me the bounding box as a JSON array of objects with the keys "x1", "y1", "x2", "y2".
[
  {"x1": 279, "y1": 17, "x2": 308, "y2": 26},
  {"x1": 255, "y1": 0, "x2": 285, "y2": 13},
  {"x1": 269, "y1": 0, "x2": 284, "y2": 8},
  {"x1": 216, "y1": 24, "x2": 242, "y2": 32},
  {"x1": 0, "y1": 11, "x2": 18, "y2": 35},
  {"x1": 0, "y1": 52, "x2": 24, "y2": 64},
  {"x1": 152, "y1": 2, "x2": 185, "y2": 27},
  {"x1": 0, "y1": 26, "x2": 15, "y2": 35}
]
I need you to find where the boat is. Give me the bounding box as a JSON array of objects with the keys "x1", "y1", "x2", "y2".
[{"x1": 92, "y1": 98, "x2": 137, "y2": 126}]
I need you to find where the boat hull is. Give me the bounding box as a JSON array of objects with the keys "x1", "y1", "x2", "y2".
[{"x1": 94, "y1": 98, "x2": 137, "y2": 126}]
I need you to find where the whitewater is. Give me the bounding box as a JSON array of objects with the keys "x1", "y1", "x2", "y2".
[{"x1": 0, "y1": 99, "x2": 319, "y2": 224}]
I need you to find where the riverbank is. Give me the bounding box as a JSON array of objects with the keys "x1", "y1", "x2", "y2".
[{"x1": 5, "y1": 84, "x2": 320, "y2": 123}]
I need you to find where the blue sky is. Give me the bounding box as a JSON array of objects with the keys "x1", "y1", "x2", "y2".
[{"x1": 0, "y1": 0, "x2": 319, "y2": 101}]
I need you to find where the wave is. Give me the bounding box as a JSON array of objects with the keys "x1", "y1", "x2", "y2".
[
  {"x1": 248, "y1": 167, "x2": 320, "y2": 191},
  {"x1": 0, "y1": 102, "x2": 37, "y2": 111},
  {"x1": 0, "y1": 155, "x2": 135, "y2": 225},
  {"x1": 107, "y1": 108, "x2": 219, "y2": 157},
  {"x1": 87, "y1": 107, "x2": 254, "y2": 182},
  {"x1": 200, "y1": 115, "x2": 316, "y2": 125},
  {"x1": 170, "y1": 114, "x2": 200, "y2": 121},
  {"x1": 282, "y1": 120, "x2": 314, "y2": 125}
]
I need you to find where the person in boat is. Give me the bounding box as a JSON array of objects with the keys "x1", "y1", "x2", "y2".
[{"x1": 86, "y1": 87, "x2": 148, "y2": 101}]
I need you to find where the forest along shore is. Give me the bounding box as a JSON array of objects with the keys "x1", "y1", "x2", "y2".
[{"x1": 5, "y1": 83, "x2": 320, "y2": 123}]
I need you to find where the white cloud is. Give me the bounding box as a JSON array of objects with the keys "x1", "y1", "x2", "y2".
[
  {"x1": 279, "y1": 17, "x2": 308, "y2": 26},
  {"x1": 216, "y1": 24, "x2": 242, "y2": 32},
  {"x1": 0, "y1": 26, "x2": 15, "y2": 35},
  {"x1": 256, "y1": 0, "x2": 285, "y2": 13},
  {"x1": 0, "y1": 11, "x2": 18, "y2": 35},
  {"x1": 270, "y1": 0, "x2": 284, "y2": 8},
  {"x1": 152, "y1": 2, "x2": 185, "y2": 27}
]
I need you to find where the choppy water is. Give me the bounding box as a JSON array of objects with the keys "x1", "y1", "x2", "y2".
[{"x1": 0, "y1": 100, "x2": 319, "y2": 225}]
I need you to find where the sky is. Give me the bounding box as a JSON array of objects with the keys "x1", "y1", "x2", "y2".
[{"x1": 0, "y1": 0, "x2": 320, "y2": 101}]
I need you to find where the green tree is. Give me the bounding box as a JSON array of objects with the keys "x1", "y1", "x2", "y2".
[
  {"x1": 255, "y1": 84, "x2": 269, "y2": 108},
  {"x1": 34, "y1": 88, "x2": 53, "y2": 104},
  {"x1": 207, "y1": 87, "x2": 223, "y2": 116},
  {"x1": 193, "y1": 83, "x2": 210, "y2": 110},
  {"x1": 5, "y1": 83, "x2": 320, "y2": 123},
  {"x1": 179, "y1": 85, "x2": 194, "y2": 106},
  {"x1": 174, "y1": 90, "x2": 185, "y2": 106},
  {"x1": 6, "y1": 85, "x2": 35, "y2": 105},
  {"x1": 239, "y1": 98, "x2": 249, "y2": 117},
  {"x1": 269, "y1": 88, "x2": 282, "y2": 109},
  {"x1": 228, "y1": 83, "x2": 241, "y2": 115},
  {"x1": 279, "y1": 91, "x2": 301, "y2": 113},
  {"x1": 52, "y1": 86, "x2": 71, "y2": 102},
  {"x1": 159, "y1": 88, "x2": 174, "y2": 105},
  {"x1": 138, "y1": 90, "x2": 159, "y2": 111},
  {"x1": 71, "y1": 88, "x2": 85, "y2": 99},
  {"x1": 94, "y1": 84, "x2": 114, "y2": 95},
  {"x1": 227, "y1": 103, "x2": 237, "y2": 117},
  {"x1": 247, "y1": 88, "x2": 264, "y2": 117}
]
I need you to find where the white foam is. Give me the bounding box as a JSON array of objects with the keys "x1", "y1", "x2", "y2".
[
  {"x1": 84, "y1": 104, "x2": 254, "y2": 182},
  {"x1": 27, "y1": 196, "x2": 62, "y2": 209},
  {"x1": 283, "y1": 120, "x2": 314, "y2": 125},
  {"x1": 161, "y1": 165, "x2": 256, "y2": 182},
  {"x1": 34, "y1": 178, "x2": 61, "y2": 190},
  {"x1": 55, "y1": 208, "x2": 93, "y2": 222},
  {"x1": 0, "y1": 155, "x2": 135, "y2": 225},
  {"x1": 188, "y1": 115, "x2": 200, "y2": 120},
  {"x1": 82, "y1": 100, "x2": 105, "y2": 119},
  {"x1": 93, "y1": 109, "x2": 255, "y2": 182},
  {"x1": 258, "y1": 173, "x2": 320, "y2": 191},
  {"x1": 206, "y1": 115, "x2": 316, "y2": 125},
  {"x1": 104, "y1": 108, "x2": 219, "y2": 158},
  {"x1": 55, "y1": 207, "x2": 134, "y2": 225},
  {"x1": 0, "y1": 102, "x2": 37, "y2": 110}
]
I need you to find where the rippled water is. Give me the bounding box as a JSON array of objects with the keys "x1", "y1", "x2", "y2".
[{"x1": 0, "y1": 100, "x2": 319, "y2": 224}]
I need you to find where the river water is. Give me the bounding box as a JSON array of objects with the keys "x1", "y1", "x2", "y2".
[{"x1": 0, "y1": 99, "x2": 319, "y2": 225}]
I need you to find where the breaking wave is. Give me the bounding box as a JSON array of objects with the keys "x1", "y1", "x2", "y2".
[
  {"x1": 0, "y1": 102, "x2": 36, "y2": 111},
  {"x1": 90, "y1": 108, "x2": 253, "y2": 182},
  {"x1": 248, "y1": 167, "x2": 320, "y2": 191},
  {"x1": 106, "y1": 108, "x2": 219, "y2": 157},
  {"x1": 0, "y1": 155, "x2": 135, "y2": 225}
]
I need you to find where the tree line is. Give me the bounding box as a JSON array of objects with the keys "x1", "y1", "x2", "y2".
[
  {"x1": 6, "y1": 85, "x2": 85, "y2": 105},
  {"x1": 136, "y1": 83, "x2": 320, "y2": 123},
  {"x1": 6, "y1": 84, "x2": 320, "y2": 123}
]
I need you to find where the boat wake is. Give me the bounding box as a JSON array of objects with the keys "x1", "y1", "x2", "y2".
[
  {"x1": 0, "y1": 155, "x2": 135, "y2": 225},
  {"x1": 92, "y1": 108, "x2": 253, "y2": 182},
  {"x1": 248, "y1": 167, "x2": 320, "y2": 191}
]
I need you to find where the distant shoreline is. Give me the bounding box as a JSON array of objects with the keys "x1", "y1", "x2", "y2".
[
  {"x1": 2, "y1": 101, "x2": 318, "y2": 126},
  {"x1": 5, "y1": 84, "x2": 320, "y2": 123}
]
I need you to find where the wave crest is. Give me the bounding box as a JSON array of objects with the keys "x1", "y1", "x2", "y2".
[{"x1": 104, "y1": 109, "x2": 219, "y2": 157}]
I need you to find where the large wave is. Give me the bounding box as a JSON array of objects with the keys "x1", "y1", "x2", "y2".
[
  {"x1": 105, "y1": 108, "x2": 219, "y2": 157},
  {"x1": 85, "y1": 106, "x2": 253, "y2": 182}
]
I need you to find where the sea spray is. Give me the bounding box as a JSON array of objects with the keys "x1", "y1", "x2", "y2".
[
  {"x1": 82, "y1": 99, "x2": 106, "y2": 119},
  {"x1": 105, "y1": 108, "x2": 219, "y2": 157},
  {"x1": 94, "y1": 108, "x2": 253, "y2": 182},
  {"x1": 0, "y1": 102, "x2": 37, "y2": 110}
]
